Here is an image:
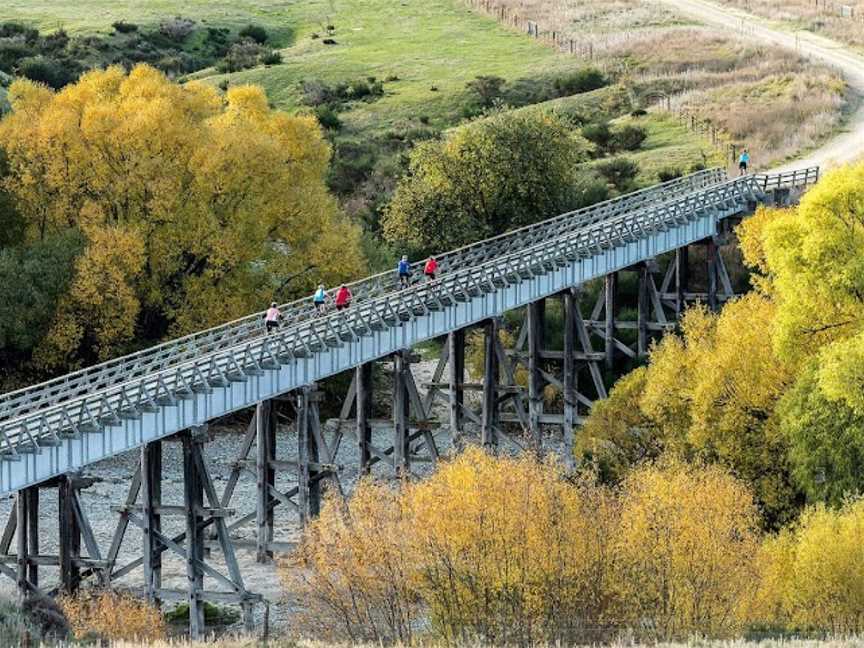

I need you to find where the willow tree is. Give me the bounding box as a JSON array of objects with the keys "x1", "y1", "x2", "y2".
[{"x1": 0, "y1": 65, "x2": 363, "y2": 369}]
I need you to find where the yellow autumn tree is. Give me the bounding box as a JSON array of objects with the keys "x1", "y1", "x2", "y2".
[
  {"x1": 0, "y1": 65, "x2": 364, "y2": 369},
  {"x1": 580, "y1": 295, "x2": 798, "y2": 525},
  {"x1": 614, "y1": 459, "x2": 761, "y2": 639}
]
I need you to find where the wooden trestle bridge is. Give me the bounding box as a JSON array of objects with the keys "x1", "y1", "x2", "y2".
[{"x1": 0, "y1": 167, "x2": 817, "y2": 637}]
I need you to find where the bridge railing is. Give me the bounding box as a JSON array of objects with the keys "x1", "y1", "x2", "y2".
[
  {"x1": 0, "y1": 174, "x2": 771, "y2": 454},
  {"x1": 754, "y1": 167, "x2": 820, "y2": 191},
  {"x1": 0, "y1": 168, "x2": 726, "y2": 423}
]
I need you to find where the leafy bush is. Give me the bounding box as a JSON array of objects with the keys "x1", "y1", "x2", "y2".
[
  {"x1": 554, "y1": 67, "x2": 607, "y2": 96},
  {"x1": 260, "y1": 50, "x2": 282, "y2": 66},
  {"x1": 217, "y1": 40, "x2": 265, "y2": 73},
  {"x1": 596, "y1": 157, "x2": 640, "y2": 191},
  {"x1": 755, "y1": 499, "x2": 864, "y2": 634},
  {"x1": 612, "y1": 124, "x2": 648, "y2": 151},
  {"x1": 465, "y1": 74, "x2": 506, "y2": 108},
  {"x1": 581, "y1": 121, "x2": 613, "y2": 153},
  {"x1": 301, "y1": 77, "x2": 384, "y2": 107},
  {"x1": 0, "y1": 23, "x2": 39, "y2": 43},
  {"x1": 60, "y1": 590, "x2": 165, "y2": 642},
  {"x1": 158, "y1": 16, "x2": 196, "y2": 42},
  {"x1": 112, "y1": 21, "x2": 138, "y2": 34},
  {"x1": 18, "y1": 55, "x2": 74, "y2": 89},
  {"x1": 314, "y1": 104, "x2": 342, "y2": 131},
  {"x1": 657, "y1": 166, "x2": 684, "y2": 182},
  {"x1": 285, "y1": 449, "x2": 763, "y2": 643},
  {"x1": 238, "y1": 24, "x2": 268, "y2": 44}
]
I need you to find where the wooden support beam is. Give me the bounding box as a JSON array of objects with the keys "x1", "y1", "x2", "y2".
[
  {"x1": 26, "y1": 486, "x2": 38, "y2": 590},
  {"x1": 605, "y1": 272, "x2": 617, "y2": 370},
  {"x1": 637, "y1": 264, "x2": 650, "y2": 357},
  {"x1": 675, "y1": 245, "x2": 689, "y2": 318},
  {"x1": 527, "y1": 299, "x2": 545, "y2": 452},
  {"x1": 356, "y1": 363, "x2": 373, "y2": 474},
  {"x1": 482, "y1": 319, "x2": 500, "y2": 450},
  {"x1": 255, "y1": 400, "x2": 276, "y2": 563},
  {"x1": 182, "y1": 431, "x2": 206, "y2": 639},
  {"x1": 57, "y1": 474, "x2": 82, "y2": 594},
  {"x1": 392, "y1": 351, "x2": 411, "y2": 477},
  {"x1": 141, "y1": 441, "x2": 162, "y2": 603},
  {"x1": 16, "y1": 488, "x2": 27, "y2": 602},
  {"x1": 563, "y1": 290, "x2": 577, "y2": 470},
  {"x1": 706, "y1": 238, "x2": 718, "y2": 312},
  {"x1": 448, "y1": 330, "x2": 466, "y2": 438},
  {"x1": 297, "y1": 386, "x2": 321, "y2": 524}
]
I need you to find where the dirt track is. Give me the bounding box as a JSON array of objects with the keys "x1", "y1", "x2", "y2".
[{"x1": 659, "y1": 0, "x2": 864, "y2": 171}]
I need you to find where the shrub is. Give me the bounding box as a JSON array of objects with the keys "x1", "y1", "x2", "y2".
[
  {"x1": 657, "y1": 166, "x2": 684, "y2": 182},
  {"x1": 217, "y1": 40, "x2": 265, "y2": 73},
  {"x1": 112, "y1": 21, "x2": 138, "y2": 34},
  {"x1": 17, "y1": 56, "x2": 74, "y2": 89},
  {"x1": 612, "y1": 124, "x2": 648, "y2": 151},
  {"x1": 630, "y1": 108, "x2": 648, "y2": 117},
  {"x1": 283, "y1": 481, "x2": 418, "y2": 643},
  {"x1": 466, "y1": 74, "x2": 506, "y2": 108},
  {"x1": 238, "y1": 24, "x2": 268, "y2": 44},
  {"x1": 60, "y1": 590, "x2": 165, "y2": 642},
  {"x1": 615, "y1": 460, "x2": 761, "y2": 639},
  {"x1": 408, "y1": 449, "x2": 619, "y2": 644},
  {"x1": 754, "y1": 499, "x2": 864, "y2": 634},
  {"x1": 581, "y1": 121, "x2": 613, "y2": 153},
  {"x1": 0, "y1": 23, "x2": 39, "y2": 43},
  {"x1": 596, "y1": 157, "x2": 640, "y2": 191},
  {"x1": 314, "y1": 104, "x2": 342, "y2": 131},
  {"x1": 554, "y1": 68, "x2": 607, "y2": 96},
  {"x1": 260, "y1": 50, "x2": 283, "y2": 65},
  {"x1": 158, "y1": 16, "x2": 196, "y2": 42}
]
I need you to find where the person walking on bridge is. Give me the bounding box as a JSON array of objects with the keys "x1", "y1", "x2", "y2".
[
  {"x1": 424, "y1": 256, "x2": 438, "y2": 281},
  {"x1": 334, "y1": 284, "x2": 352, "y2": 311},
  {"x1": 397, "y1": 255, "x2": 412, "y2": 288},
  {"x1": 312, "y1": 284, "x2": 328, "y2": 314},
  {"x1": 738, "y1": 149, "x2": 750, "y2": 176},
  {"x1": 264, "y1": 302, "x2": 282, "y2": 334}
]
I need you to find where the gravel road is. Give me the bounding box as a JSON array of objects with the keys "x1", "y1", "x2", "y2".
[{"x1": 658, "y1": 0, "x2": 864, "y2": 172}]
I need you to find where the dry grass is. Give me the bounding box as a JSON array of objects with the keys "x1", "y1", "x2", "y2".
[
  {"x1": 465, "y1": 0, "x2": 847, "y2": 169},
  {"x1": 714, "y1": 0, "x2": 864, "y2": 49}
]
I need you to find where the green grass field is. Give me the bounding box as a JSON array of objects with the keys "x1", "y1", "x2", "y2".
[{"x1": 6, "y1": 0, "x2": 588, "y2": 133}]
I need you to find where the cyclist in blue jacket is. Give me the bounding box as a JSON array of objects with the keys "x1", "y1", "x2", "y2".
[{"x1": 397, "y1": 255, "x2": 411, "y2": 288}]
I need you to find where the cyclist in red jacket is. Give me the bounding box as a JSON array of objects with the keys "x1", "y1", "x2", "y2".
[
  {"x1": 334, "y1": 284, "x2": 352, "y2": 310},
  {"x1": 424, "y1": 256, "x2": 439, "y2": 281}
]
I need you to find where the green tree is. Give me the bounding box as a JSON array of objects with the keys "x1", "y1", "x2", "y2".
[
  {"x1": 779, "y1": 360, "x2": 864, "y2": 506},
  {"x1": 382, "y1": 110, "x2": 596, "y2": 255},
  {"x1": 0, "y1": 230, "x2": 83, "y2": 378}
]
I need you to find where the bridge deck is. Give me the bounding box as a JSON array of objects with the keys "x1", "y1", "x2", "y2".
[{"x1": 0, "y1": 168, "x2": 817, "y2": 495}]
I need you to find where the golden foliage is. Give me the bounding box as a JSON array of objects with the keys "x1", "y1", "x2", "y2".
[
  {"x1": 283, "y1": 481, "x2": 418, "y2": 644},
  {"x1": 615, "y1": 459, "x2": 760, "y2": 638},
  {"x1": 59, "y1": 589, "x2": 165, "y2": 642},
  {"x1": 754, "y1": 499, "x2": 864, "y2": 634},
  {"x1": 0, "y1": 65, "x2": 364, "y2": 367},
  {"x1": 580, "y1": 294, "x2": 797, "y2": 525},
  {"x1": 284, "y1": 449, "x2": 764, "y2": 643}
]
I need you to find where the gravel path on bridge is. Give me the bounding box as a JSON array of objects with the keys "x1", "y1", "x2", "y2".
[{"x1": 657, "y1": 0, "x2": 864, "y2": 172}]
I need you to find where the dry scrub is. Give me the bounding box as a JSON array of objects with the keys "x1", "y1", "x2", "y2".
[
  {"x1": 59, "y1": 589, "x2": 166, "y2": 642},
  {"x1": 465, "y1": 0, "x2": 847, "y2": 169},
  {"x1": 715, "y1": 0, "x2": 864, "y2": 49}
]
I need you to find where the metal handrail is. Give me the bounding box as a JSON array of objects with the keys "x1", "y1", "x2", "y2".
[
  {"x1": 0, "y1": 168, "x2": 726, "y2": 421},
  {"x1": 0, "y1": 173, "x2": 792, "y2": 452},
  {"x1": 0, "y1": 168, "x2": 818, "y2": 455}
]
